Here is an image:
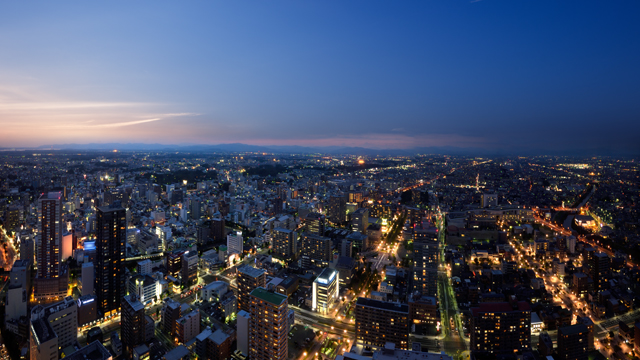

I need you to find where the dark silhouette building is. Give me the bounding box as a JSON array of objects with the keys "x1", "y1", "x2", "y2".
[{"x1": 96, "y1": 202, "x2": 126, "y2": 316}]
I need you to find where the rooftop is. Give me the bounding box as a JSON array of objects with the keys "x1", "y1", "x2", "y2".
[
  {"x1": 208, "y1": 329, "x2": 231, "y2": 345},
  {"x1": 356, "y1": 297, "x2": 409, "y2": 313},
  {"x1": 64, "y1": 341, "x2": 112, "y2": 360},
  {"x1": 163, "y1": 345, "x2": 189, "y2": 360},
  {"x1": 471, "y1": 301, "x2": 531, "y2": 317},
  {"x1": 559, "y1": 324, "x2": 589, "y2": 336},
  {"x1": 250, "y1": 287, "x2": 287, "y2": 306},
  {"x1": 238, "y1": 265, "x2": 266, "y2": 278}
]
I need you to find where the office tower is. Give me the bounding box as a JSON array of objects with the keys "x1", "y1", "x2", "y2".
[
  {"x1": 161, "y1": 299, "x2": 182, "y2": 336},
  {"x1": 37, "y1": 192, "x2": 62, "y2": 279},
  {"x1": 128, "y1": 275, "x2": 159, "y2": 305},
  {"x1": 272, "y1": 228, "x2": 297, "y2": 260},
  {"x1": 189, "y1": 199, "x2": 202, "y2": 220},
  {"x1": 227, "y1": 231, "x2": 243, "y2": 255},
  {"x1": 301, "y1": 232, "x2": 331, "y2": 267},
  {"x1": 351, "y1": 208, "x2": 369, "y2": 233},
  {"x1": 556, "y1": 324, "x2": 589, "y2": 360},
  {"x1": 237, "y1": 310, "x2": 250, "y2": 356},
  {"x1": 166, "y1": 251, "x2": 183, "y2": 279},
  {"x1": 582, "y1": 247, "x2": 596, "y2": 274},
  {"x1": 30, "y1": 316, "x2": 58, "y2": 360},
  {"x1": 312, "y1": 268, "x2": 339, "y2": 314},
  {"x1": 304, "y1": 212, "x2": 325, "y2": 236},
  {"x1": 576, "y1": 316, "x2": 595, "y2": 350},
  {"x1": 412, "y1": 224, "x2": 439, "y2": 297},
  {"x1": 181, "y1": 250, "x2": 198, "y2": 286},
  {"x1": 591, "y1": 252, "x2": 610, "y2": 292},
  {"x1": 121, "y1": 294, "x2": 146, "y2": 354},
  {"x1": 470, "y1": 301, "x2": 531, "y2": 355},
  {"x1": 210, "y1": 218, "x2": 226, "y2": 242},
  {"x1": 176, "y1": 310, "x2": 200, "y2": 344},
  {"x1": 341, "y1": 239, "x2": 352, "y2": 258},
  {"x1": 327, "y1": 194, "x2": 346, "y2": 223},
  {"x1": 5, "y1": 205, "x2": 20, "y2": 231},
  {"x1": 248, "y1": 287, "x2": 288, "y2": 360},
  {"x1": 31, "y1": 297, "x2": 78, "y2": 351},
  {"x1": 19, "y1": 236, "x2": 35, "y2": 264},
  {"x1": 10, "y1": 259, "x2": 30, "y2": 290},
  {"x1": 237, "y1": 265, "x2": 266, "y2": 312},
  {"x1": 355, "y1": 297, "x2": 409, "y2": 350},
  {"x1": 137, "y1": 259, "x2": 152, "y2": 276},
  {"x1": 346, "y1": 232, "x2": 368, "y2": 254},
  {"x1": 81, "y1": 262, "x2": 94, "y2": 296},
  {"x1": 96, "y1": 203, "x2": 126, "y2": 317},
  {"x1": 335, "y1": 256, "x2": 355, "y2": 286},
  {"x1": 481, "y1": 193, "x2": 498, "y2": 208},
  {"x1": 6, "y1": 286, "x2": 27, "y2": 323},
  {"x1": 77, "y1": 295, "x2": 98, "y2": 326},
  {"x1": 408, "y1": 293, "x2": 438, "y2": 331}
]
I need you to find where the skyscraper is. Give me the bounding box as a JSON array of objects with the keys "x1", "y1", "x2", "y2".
[
  {"x1": 121, "y1": 294, "x2": 146, "y2": 354},
  {"x1": 304, "y1": 212, "x2": 325, "y2": 236},
  {"x1": 272, "y1": 228, "x2": 298, "y2": 260},
  {"x1": 591, "y1": 252, "x2": 610, "y2": 292},
  {"x1": 355, "y1": 297, "x2": 409, "y2": 350},
  {"x1": 301, "y1": 232, "x2": 332, "y2": 267},
  {"x1": 96, "y1": 202, "x2": 126, "y2": 317},
  {"x1": 237, "y1": 265, "x2": 266, "y2": 312},
  {"x1": 557, "y1": 324, "x2": 589, "y2": 360},
  {"x1": 37, "y1": 192, "x2": 62, "y2": 279},
  {"x1": 470, "y1": 301, "x2": 531, "y2": 355},
  {"x1": 412, "y1": 223, "x2": 439, "y2": 297},
  {"x1": 248, "y1": 287, "x2": 288, "y2": 360},
  {"x1": 312, "y1": 268, "x2": 339, "y2": 315}
]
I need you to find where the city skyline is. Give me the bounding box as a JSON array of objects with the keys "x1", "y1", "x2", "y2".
[{"x1": 1, "y1": 1, "x2": 639, "y2": 155}]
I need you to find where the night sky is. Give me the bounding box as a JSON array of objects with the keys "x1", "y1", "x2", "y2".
[{"x1": 1, "y1": 1, "x2": 639, "y2": 154}]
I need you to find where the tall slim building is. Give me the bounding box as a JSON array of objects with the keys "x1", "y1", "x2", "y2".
[
  {"x1": 121, "y1": 294, "x2": 146, "y2": 354},
  {"x1": 591, "y1": 252, "x2": 610, "y2": 292},
  {"x1": 96, "y1": 203, "x2": 126, "y2": 316},
  {"x1": 470, "y1": 301, "x2": 531, "y2": 355},
  {"x1": 248, "y1": 287, "x2": 288, "y2": 360},
  {"x1": 557, "y1": 324, "x2": 589, "y2": 360},
  {"x1": 412, "y1": 224, "x2": 439, "y2": 297},
  {"x1": 355, "y1": 297, "x2": 409, "y2": 350},
  {"x1": 237, "y1": 265, "x2": 266, "y2": 312},
  {"x1": 301, "y1": 232, "x2": 332, "y2": 267},
  {"x1": 351, "y1": 208, "x2": 369, "y2": 233},
  {"x1": 304, "y1": 213, "x2": 325, "y2": 236},
  {"x1": 181, "y1": 250, "x2": 198, "y2": 286},
  {"x1": 272, "y1": 228, "x2": 298, "y2": 260},
  {"x1": 37, "y1": 192, "x2": 63, "y2": 279},
  {"x1": 227, "y1": 231, "x2": 243, "y2": 255},
  {"x1": 312, "y1": 268, "x2": 339, "y2": 315}
]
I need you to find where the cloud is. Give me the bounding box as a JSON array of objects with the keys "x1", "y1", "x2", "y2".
[
  {"x1": 391, "y1": 128, "x2": 405, "y2": 132},
  {"x1": 95, "y1": 118, "x2": 162, "y2": 128}
]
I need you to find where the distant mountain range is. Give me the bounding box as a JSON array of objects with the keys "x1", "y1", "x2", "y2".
[{"x1": 0, "y1": 142, "x2": 635, "y2": 157}]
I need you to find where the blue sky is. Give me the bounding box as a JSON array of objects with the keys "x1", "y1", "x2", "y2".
[{"x1": 1, "y1": 1, "x2": 639, "y2": 153}]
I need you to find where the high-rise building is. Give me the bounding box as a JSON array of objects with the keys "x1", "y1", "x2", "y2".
[
  {"x1": 121, "y1": 294, "x2": 146, "y2": 354},
  {"x1": 470, "y1": 301, "x2": 531, "y2": 355},
  {"x1": 408, "y1": 293, "x2": 438, "y2": 331},
  {"x1": 210, "y1": 218, "x2": 226, "y2": 242},
  {"x1": 412, "y1": 224, "x2": 439, "y2": 297},
  {"x1": 237, "y1": 310, "x2": 250, "y2": 356},
  {"x1": 272, "y1": 228, "x2": 298, "y2": 260},
  {"x1": 166, "y1": 251, "x2": 183, "y2": 279},
  {"x1": 96, "y1": 203, "x2": 126, "y2": 317},
  {"x1": 351, "y1": 208, "x2": 369, "y2": 233},
  {"x1": 181, "y1": 250, "x2": 198, "y2": 286},
  {"x1": 355, "y1": 297, "x2": 409, "y2": 350},
  {"x1": 591, "y1": 252, "x2": 610, "y2": 292},
  {"x1": 81, "y1": 262, "x2": 94, "y2": 296},
  {"x1": 30, "y1": 297, "x2": 78, "y2": 351},
  {"x1": 176, "y1": 310, "x2": 200, "y2": 344},
  {"x1": 327, "y1": 194, "x2": 346, "y2": 224},
  {"x1": 237, "y1": 265, "x2": 266, "y2": 312},
  {"x1": 576, "y1": 316, "x2": 595, "y2": 350},
  {"x1": 304, "y1": 213, "x2": 325, "y2": 236},
  {"x1": 481, "y1": 193, "x2": 498, "y2": 208},
  {"x1": 301, "y1": 232, "x2": 331, "y2": 267},
  {"x1": 161, "y1": 299, "x2": 182, "y2": 337},
  {"x1": 248, "y1": 287, "x2": 288, "y2": 360},
  {"x1": 37, "y1": 192, "x2": 62, "y2": 279},
  {"x1": 312, "y1": 268, "x2": 339, "y2": 315},
  {"x1": 557, "y1": 324, "x2": 589, "y2": 360},
  {"x1": 227, "y1": 231, "x2": 243, "y2": 255}
]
